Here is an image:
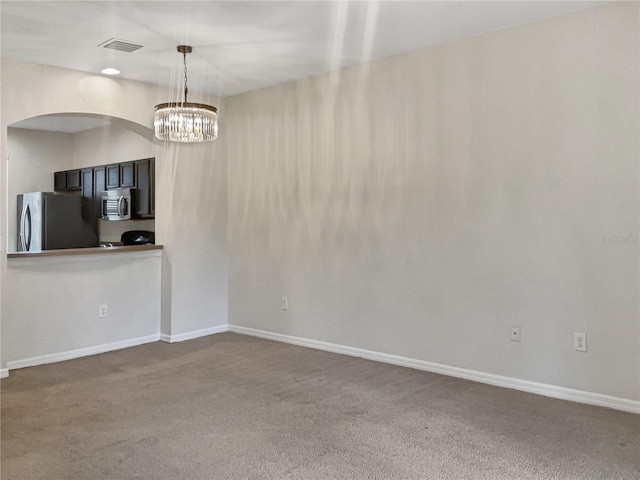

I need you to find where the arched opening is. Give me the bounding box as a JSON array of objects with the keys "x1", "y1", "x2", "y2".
[{"x1": 6, "y1": 113, "x2": 156, "y2": 252}]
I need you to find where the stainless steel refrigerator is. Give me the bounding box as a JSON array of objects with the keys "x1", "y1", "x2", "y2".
[{"x1": 17, "y1": 192, "x2": 98, "y2": 252}]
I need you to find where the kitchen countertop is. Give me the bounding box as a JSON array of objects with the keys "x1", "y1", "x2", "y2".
[{"x1": 7, "y1": 244, "x2": 162, "y2": 258}]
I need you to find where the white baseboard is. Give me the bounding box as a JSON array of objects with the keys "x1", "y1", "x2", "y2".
[
  {"x1": 160, "y1": 325, "x2": 228, "y2": 343},
  {"x1": 3, "y1": 325, "x2": 229, "y2": 376},
  {"x1": 4, "y1": 323, "x2": 637, "y2": 414},
  {"x1": 228, "y1": 325, "x2": 640, "y2": 414},
  {"x1": 5, "y1": 333, "x2": 161, "y2": 373}
]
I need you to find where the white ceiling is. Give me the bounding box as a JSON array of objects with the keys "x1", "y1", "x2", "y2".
[{"x1": 1, "y1": 1, "x2": 605, "y2": 100}]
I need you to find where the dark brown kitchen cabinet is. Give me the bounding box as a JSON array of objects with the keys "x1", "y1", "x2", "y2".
[
  {"x1": 93, "y1": 167, "x2": 106, "y2": 218},
  {"x1": 82, "y1": 167, "x2": 108, "y2": 221},
  {"x1": 67, "y1": 170, "x2": 81, "y2": 189},
  {"x1": 120, "y1": 162, "x2": 135, "y2": 188},
  {"x1": 134, "y1": 158, "x2": 155, "y2": 218},
  {"x1": 53, "y1": 158, "x2": 154, "y2": 219},
  {"x1": 54, "y1": 169, "x2": 81, "y2": 191},
  {"x1": 106, "y1": 164, "x2": 120, "y2": 189},
  {"x1": 54, "y1": 171, "x2": 66, "y2": 191},
  {"x1": 81, "y1": 168, "x2": 94, "y2": 218}
]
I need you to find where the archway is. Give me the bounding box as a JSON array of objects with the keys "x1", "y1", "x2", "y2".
[{"x1": 6, "y1": 112, "x2": 156, "y2": 252}]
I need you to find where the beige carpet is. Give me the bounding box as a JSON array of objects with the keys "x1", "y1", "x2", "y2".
[{"x1": 1, "y1": 332, "x2": 638, "y2": 479}]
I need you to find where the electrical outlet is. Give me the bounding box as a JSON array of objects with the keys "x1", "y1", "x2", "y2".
[
  {"x1": 574, "y1": 332, "x2": 587, "y2": 352},
  {"x1": 510, "y1": 326, "x2": 521, "y2": 342},
  {"x1": 98, "y1": 304, "x2": 108, "y2": 318},
  {"x1": 281, "y1": 297, "x2": 288, "y2": 310}
]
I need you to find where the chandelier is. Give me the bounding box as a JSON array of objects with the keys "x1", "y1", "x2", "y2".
[{"x1": 154, "y1": 45, "x2": 218, "y2": 143}]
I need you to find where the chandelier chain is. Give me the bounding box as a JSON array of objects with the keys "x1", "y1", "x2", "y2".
[{"x1": 183, "y1": 51, "x2": 188, "y2": 103}]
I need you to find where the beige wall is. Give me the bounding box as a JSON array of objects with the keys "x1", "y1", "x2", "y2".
[
  {"x1": 71, "y1": 123, "x2": 153, "y2": 169},
  {"x1": 225, "y1": 3, "x2": 639, "y2": 401},
  {"x1": 156, "y1": 136, "x2": 228, "y2": 337}
]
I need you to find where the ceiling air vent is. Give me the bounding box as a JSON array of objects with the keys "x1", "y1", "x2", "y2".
[{"x1": 98, "y1": 38, "x2": 143, "y2": 53}]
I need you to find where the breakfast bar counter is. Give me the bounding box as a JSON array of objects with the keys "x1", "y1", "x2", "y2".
[{"x1": 7, "y1": 244, "x2": 163, "y2": 259}]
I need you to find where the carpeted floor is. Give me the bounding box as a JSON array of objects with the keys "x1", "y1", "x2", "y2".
[{"x1": 1, "y1": 332, "x2": 638, "y2": 479}]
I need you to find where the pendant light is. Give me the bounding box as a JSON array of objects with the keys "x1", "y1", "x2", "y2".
[{"x1": 154, "y1": 45, "x2": 218, "y2": 143}]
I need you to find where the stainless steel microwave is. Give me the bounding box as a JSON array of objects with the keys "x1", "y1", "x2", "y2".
[{"x1": 101, "y1": 188, "x2": 132, "y2": 221}]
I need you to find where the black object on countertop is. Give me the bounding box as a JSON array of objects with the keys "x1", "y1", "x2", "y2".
[{"x1": 121, "y1": 230, "x2": 155, "y2": 245}]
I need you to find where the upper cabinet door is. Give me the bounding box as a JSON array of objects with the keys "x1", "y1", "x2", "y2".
[
  {"x1": 120, "y1": 162, "x2": 135, "y2": 188},
  {"x1": 54, "y1": 170, "x2": 81, "y2": 191},
  {"x1": 81, "y1": 168, "x2": 94, "y2": 218},
  {"x1": 106, "y1": 164, "x2": 120, "y2": 189},
  {"x1": 54, "y1": 171, "x2": 66, "y2": 191},
  {"x1": 93, "y1": 167, "x2": 106, "y2": 218},
  {"x1": 66, "y1": 170, "x2": 81, "y2": 190},
  {"x1": 134, "y1": 158, "x2": 155, "y2": 218}
]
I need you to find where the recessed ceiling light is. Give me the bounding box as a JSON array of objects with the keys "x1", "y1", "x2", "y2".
[{"x1": 101, "y1": 68, "x2": 120, "y2": 75}]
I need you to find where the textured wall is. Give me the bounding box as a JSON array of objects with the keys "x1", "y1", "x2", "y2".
[{"x1": 225, "y1": 3, "x2": 639, "y2": 400}]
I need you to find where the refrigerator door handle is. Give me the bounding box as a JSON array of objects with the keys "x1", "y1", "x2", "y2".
[
  {"x1": 24, "y1": 204, "x2": 32, "y2": 251},
  {"x1": 19, "y1": 201, "x2": 28, "y2": 251},
  {"x1": 19, "y1": 203, "x2": 32, "y2": 251}
]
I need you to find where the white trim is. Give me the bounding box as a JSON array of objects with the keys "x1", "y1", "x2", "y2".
[
  {"x1": 228, "y1": 325, "x2": 640, "y2": 414},
  {"x1": 6, "y1": 334, "x2": 161, "y2": 372},
  {"x1": 0, "y1": 368, "x2": 9, "y2": 379},
  {"x1": 160, "y1": 325, "x2": 228, "y2": 343}
]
